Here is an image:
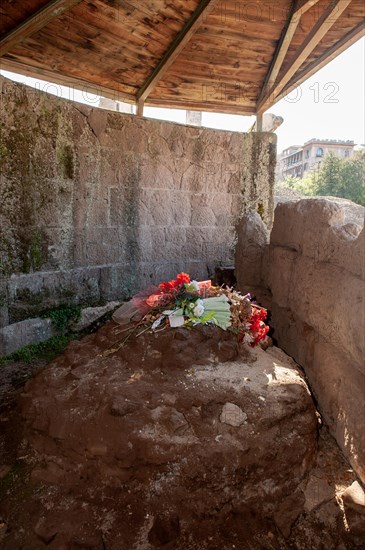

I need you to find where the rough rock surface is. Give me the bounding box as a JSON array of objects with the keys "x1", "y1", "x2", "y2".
[
  {"x1": 0, "y1": 322, "x2": 319, "y2": 549},
  {"x1": 274, "y1": 190, "x2": 364, "y2": 227},
  {"x1": 274, "y1": 186, "x2": 304, "y2": 206},
  {"x1": 265, "y1": 197, "x2": 365, "y2": 484}
]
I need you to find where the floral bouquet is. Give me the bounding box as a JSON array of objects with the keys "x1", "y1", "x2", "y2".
[{"x1": 112, "y1": 272, "x2": 269, "y2": 348}]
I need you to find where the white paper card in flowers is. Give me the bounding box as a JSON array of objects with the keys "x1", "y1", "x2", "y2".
[
  {"x1": 169, "y1": 315, "x2": 185, "y2": 328},
  {"x1": 151, "y1": 316, "x2": 166, "y2": 330}
]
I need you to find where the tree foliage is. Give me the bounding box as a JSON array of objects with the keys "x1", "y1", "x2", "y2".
[{"x1": 278, "y1": 150, "x2": 365, "y2": 206}]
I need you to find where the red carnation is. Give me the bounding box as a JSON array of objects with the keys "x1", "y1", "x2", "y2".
[{"x1": 176, "y1": 272, "x2": 191, "y2": 285}]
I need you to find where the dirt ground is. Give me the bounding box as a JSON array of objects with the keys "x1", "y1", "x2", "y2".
[{"x1": 0, "y1": 323, "x2": 364, "y2": 549}]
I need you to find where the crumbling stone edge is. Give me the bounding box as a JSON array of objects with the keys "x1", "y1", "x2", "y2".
[{"x1": 0, "y1": 301, "x2": 121, "y2": 358}]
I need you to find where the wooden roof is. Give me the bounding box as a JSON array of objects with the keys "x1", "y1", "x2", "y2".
[{"x1": 0, "y1": 0, "x2": 364, "y2": 116}]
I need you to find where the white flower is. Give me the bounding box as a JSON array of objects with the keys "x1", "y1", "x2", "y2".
[
  {"x1": 191, "y1": 280, "x2": 200, "y2": 292},
  {"x1": 193, "y1": 303, "x2": 205, "y2": 317},
  {"x1": 189, "y1": 302, "x2": 195, "y2": 309}
]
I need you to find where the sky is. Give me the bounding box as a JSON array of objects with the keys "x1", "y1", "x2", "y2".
[{"x1": 1, "y1": 37, "x2": 364, "y2": 154}]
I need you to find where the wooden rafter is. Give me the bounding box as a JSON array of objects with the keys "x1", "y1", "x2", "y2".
[
  {"x1": 0, "y1": 0, "x2": 84, "y2": 57},
  {"x1": 257, "y1": 0, "x2": 320, "y2": 108},
  {"x1": 257, "y1": 0, "x2": 352, "y2": 113},
  {"x1": 0, "y1": 0, "x2": 362, "y2": 116},
  {"x1": 268, "y1": 21, "x2": 365, "y2": 108},
  {"x1": 136, "y1": 0, "x2": 220, "y2": 106}
]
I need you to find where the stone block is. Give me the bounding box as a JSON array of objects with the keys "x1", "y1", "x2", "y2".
[
  {"x1": 79, "y1": 227, "x2": 126, "y2": 265},
  {"x1": 0, "y1": 318, "x2": 55, "y2": 357},
  {"x1": 341, "y1": 481, "x2": 365, "y2": 537},
  {"x1": 310, "y1": 339, "x2": 365, "y2": 482},
  {"x1": 171, "y1": 192, "x2": 192, "y2": 226},
  {"x1": 7, "y1": 268, "x2": 102, "y2": 323},
  {"x1": 271, "y1": 198, "x2": 345, "y2": 247},
  {"x1": 101, "y1": 262, "x2": 152, "y2": 302},
  {"x1": 290, "y1": 257, "x2": 364, "y2": 366},
  {"x1": 190, "y1": 207, "x2": 216, "y2": 227},
  {"x1": 139, "y1": 161, "x2": 175, "y2": 190},
  {"x1": 73, "y1": 302, "x2": 120, "y2": 332},
  {"x1": 0, "y1": 306, "x2": 9, "y2": 328},
  {"x1": 266, "y1": 198, "x2": 365, "y2": 484},
  {"x1": 235, "y1": 212, "x2": 269, "y2": 289}
]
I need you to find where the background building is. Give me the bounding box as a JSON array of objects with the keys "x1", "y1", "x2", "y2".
[
  {"x1": 99, "y1": 97, "x2": 134, "y2": 113},
  {"x1": 276, "y1": 139, "x2": 355, "y2": 181}
]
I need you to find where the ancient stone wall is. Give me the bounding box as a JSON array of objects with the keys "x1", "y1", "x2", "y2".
[
  {"x1": 0, "y1": 76, "x2": 276, "y2": 328},
  {"x1": 236, "y1": 198, "x2": 365, "y2": 483}
]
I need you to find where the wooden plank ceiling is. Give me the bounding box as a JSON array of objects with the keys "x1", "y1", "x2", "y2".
[{"x1": 0, "y1": 0, "x2": 364, "y2": 115}]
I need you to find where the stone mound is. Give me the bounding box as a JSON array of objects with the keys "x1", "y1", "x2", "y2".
[{"x1": 4, "y1": 322, "x2": 319, "y2": 549}]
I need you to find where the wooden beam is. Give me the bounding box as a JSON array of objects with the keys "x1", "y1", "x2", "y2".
[
  {"x1": 145, "y1": 98, "x2": 256, "y2": 116},
  {"x1": 136, "y1": 0, "x2": 220, "y2": 103},
  {"x1": 268, "y1": 21, "x2": 365, "y2": 108},
  {"x1": 0, "y1": 0, "x2": 84, "y2": 57},
  {"x1": 136, "y1": 98, "x2": 145, "y2": 117},
  {"x1": 256, "y1": 114, "x2": 263, "y2": 132},
  {"x1": 257, "y1": 0, "x2": 352, "y2": 113},
  {"x1": 294, "y1": 0, "x2": 321, "y2": 16},
  {"x1": 0, "y1": 58, "x2": 136, "y2": 105},
  {"x1": 258, "y1": 0, "x2": 320, "y2": 106}
]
